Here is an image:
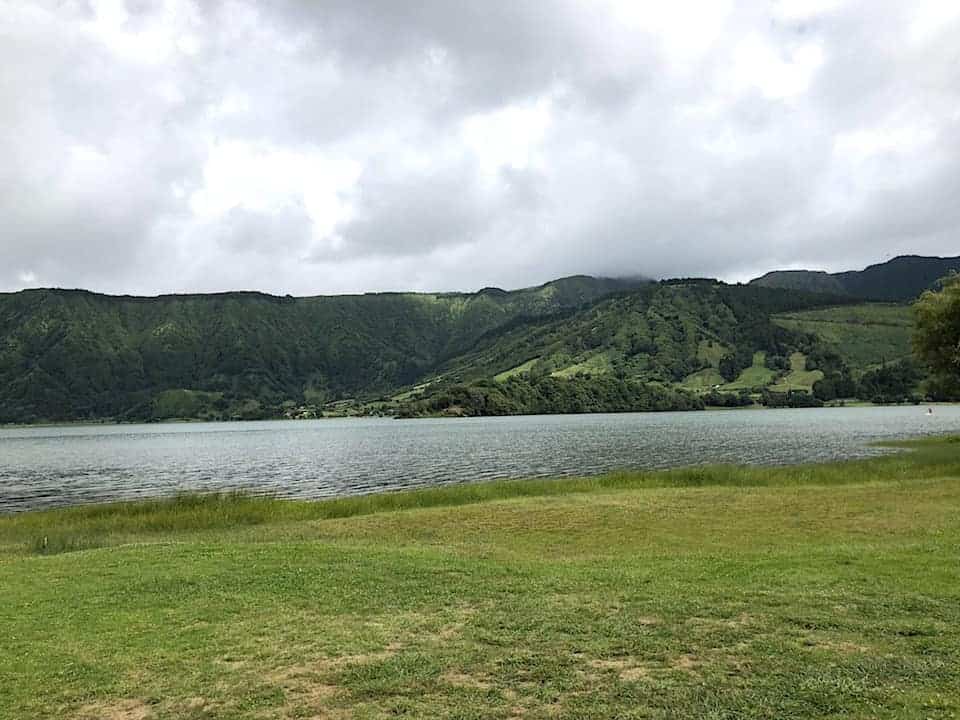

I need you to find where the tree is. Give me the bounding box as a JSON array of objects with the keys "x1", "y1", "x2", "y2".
[{"x1": 913, "y1": 274, "x2": 960, "y2": 380}]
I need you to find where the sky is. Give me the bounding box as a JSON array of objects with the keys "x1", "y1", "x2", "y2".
[{"x1": 2, "y1": 0, "x2": 959, "y2": 296}]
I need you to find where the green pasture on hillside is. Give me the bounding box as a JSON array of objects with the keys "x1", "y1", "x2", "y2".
[
  {"x1": 772, "y1": 304, "x2": 914, "y2": 370},
  {"x1": 722, "y1": 351, "x2": 778, "y2": 391}
]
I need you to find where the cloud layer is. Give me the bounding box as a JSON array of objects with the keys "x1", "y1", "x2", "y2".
[{"x1": 2, "y1": 0, "x2": 959, "y2": 295}]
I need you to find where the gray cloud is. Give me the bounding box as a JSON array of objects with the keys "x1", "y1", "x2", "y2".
[
  {"x1": 1, "y1": 0, "x2": 959, "y2": 295},
  {"x1": 315, "y1": 156, "x2": 546, "y2": 261},
  {"x1": 218, "y1": 202, "x2": 314, "y2": 253}
]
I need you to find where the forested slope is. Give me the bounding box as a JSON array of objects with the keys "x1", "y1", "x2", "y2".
[
  {"x1": 1, "y1": 273, "x2": 947, "y2": 423},
  {"x1": 0, "y1": 277, "x2": 645, "y2": 422},
  {"x1": 397, "y1": 282, "x2": 866, "y2": 416}
]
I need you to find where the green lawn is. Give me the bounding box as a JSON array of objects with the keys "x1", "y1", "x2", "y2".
[{"x1": 2, "y1": 437, "x2": 960, "y2": 719}]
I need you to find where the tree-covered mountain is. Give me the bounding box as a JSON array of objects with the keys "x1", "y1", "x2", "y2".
[
  {"x1": 1, "y1": 268, "x2": 952, "y2": 424},
  {"x1": 0, "y1": 276, "x2": 647, "y2": 423},
  {"x1": 432, "y1": 281, "x2": 852, "y2": 386},
  {"x1": 750, "y1": 255, "x2": 960, "y2": 301},
  {"x1": 396, "y1": 281, "x2": 865, "y2": 416}
]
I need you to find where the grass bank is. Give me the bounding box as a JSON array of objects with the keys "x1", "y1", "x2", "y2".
[{"x1": 2, "y1": 437, "x2": 960, "y2": 718}]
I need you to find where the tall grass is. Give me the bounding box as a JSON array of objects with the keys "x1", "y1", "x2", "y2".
[{"x1": 3, "y1": 435, "x2": 958, "y2": 556}]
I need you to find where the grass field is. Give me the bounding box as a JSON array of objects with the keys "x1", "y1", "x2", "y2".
[
  {"x1": 390, "y1": 383, "x2": 432, "y2": 402},
  {"x1": 494, "y1": 358, "x2": 540, "y2": 382},
  {"x1": 551, "y1": 352, "x2": 613, "y2": 378},
  {"x1": 769, "y1": 352, "x2": 825, "y2": 393},
  {"x1": 680, "y1": 367, "x2": 725, "y2": 390},
  {"x1": 2, "y1": 437, "x2": 960, "y2": 719},
  {"x1": 772, "y1": 304, "x2": 914, "y2": 370},
  {"x1": 696, "y1": 339, "x2": 729, "y2": 367},
  {"x1": 722, "y1": 351, "x2": 777, "y2": 391}
]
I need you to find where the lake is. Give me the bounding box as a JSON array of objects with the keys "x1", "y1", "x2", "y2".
[{"x1": 2, "y1": 405, "x2": 959, "y2": 513}]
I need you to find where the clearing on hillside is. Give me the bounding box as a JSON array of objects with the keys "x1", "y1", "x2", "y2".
[
  {"x1": 695, "y1": 340, "x2": 729, "y2": 368},
  {"x1": 722, "y1": 351, "x2": 777, "y2": 391},
  {"x1": 681, "y1": 368, "x2": 725, "y2": 390},
  {"x1": 768, "y1": 352, "x2": 824, "y2": 393},
  {"x1": 551, "y1": 353, "x2": 613, "y2": 378},
  {"x1": 493, "y1": 358, "x2": 540, "y2": 382},
  {"x1": 772, "y1": 303, "x2": 913, "y2": 370}
]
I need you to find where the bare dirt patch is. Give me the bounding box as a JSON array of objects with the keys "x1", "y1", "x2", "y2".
[
  {"x1": 588, "y1": 658, "x2": 633, "y2": 671},
  {"x1": 268, "y1": 660, "x2": 349, "y2": 718},
  {"x1": 74, "y1": 699, "x2": 151, "y2": 720},
  {"x1": 434, "y1": 623, "x2": 465, "y2": 641},
  {"x1": 585, "y1": 650, "x2": 741, "y2": 681},
  {"x1": 308, "y1": 645, "x2": 403, "y2": 672},
  {"x1": 287, "y1": 681, "x2": 340, "y2": 700},
  {"x1": 302, "y1": 709, "x2": 353, "y2": 720},
  {"x1": 670, "y1": 653, "x2": 702, "y2": 673},
  {"x1": 619, "y1": 666, "x2": 652, "y2": 681},
  {"x1": 440, "y1": 671, "x2": 493, "y2": 690},
  {"x1": 803, "y1": 637, "x2": 871, "y2": 654},
  {"x1": 687, "y1": 613, "x2": 755, "y2": 630},
  {"x1": 587, "y1": 657, "x2": 656, "y2": 682}
]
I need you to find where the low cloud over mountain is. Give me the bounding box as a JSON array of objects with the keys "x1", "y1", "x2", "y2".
[{"x1": 3, "y1": 1, "x2": 959, "y2": 295}]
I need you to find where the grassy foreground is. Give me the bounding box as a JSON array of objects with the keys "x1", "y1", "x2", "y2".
[{"x1": 2, "y1": 439, "x2": 960, "y2": 719}]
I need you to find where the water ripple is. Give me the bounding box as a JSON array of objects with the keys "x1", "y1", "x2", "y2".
[{"x1": 1, "y1": 406, "x2": 958, "y2": 513}]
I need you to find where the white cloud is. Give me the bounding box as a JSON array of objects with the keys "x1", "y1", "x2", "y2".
[
  {"x1": 833, "y1": 123, "x2": 935, "y2": 161},
  {"x1": 774, "y1": 0, "x2": 844, "y2": 22},
  {"x1": 908, "y1": 0, "x2": 960, "y2": 44},
  {"x1": 728, "y1": 36, "x2": 825, "y2": 100},
  {"x1": 1, "y1": 0, "x2": 958, "y2": 294},
  {"x1": 460, "y1": 98, "x2": 553, "y2": 176},
  {"x1": 602, "y1": 0, "x2": 731, "y2": 65},
  {"x1": 189, "y1": 140, "x2": 361, "y2": 241},
  {"x1": 82, "y1": 0, "x2": 202, "y2": 65}
]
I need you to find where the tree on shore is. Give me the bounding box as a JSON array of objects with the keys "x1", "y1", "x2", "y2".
[{"x1": 913, "y1": 274, "x2": 960, "y2": 382}]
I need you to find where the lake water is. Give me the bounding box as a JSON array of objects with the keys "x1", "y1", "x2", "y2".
[{"x1": 2, "y1": 406, "x2": 959, "y2": 513}]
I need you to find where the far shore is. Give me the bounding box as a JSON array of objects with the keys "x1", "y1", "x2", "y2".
[{"x1": 4, "y1": 400, "x2": 960, "y2": 430}]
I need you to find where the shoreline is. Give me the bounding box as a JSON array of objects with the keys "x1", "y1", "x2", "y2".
[
  {"x1": 4, "y1": 400, "x2": 960, "y2": 430},
  {"x1": 3, "y1": 434, "x2": 959, "y2": 718},
  {"x1": 3, "y1": 431, "x2": 957, "y2": 520}
]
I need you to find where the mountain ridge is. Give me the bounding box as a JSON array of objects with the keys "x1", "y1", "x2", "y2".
[
  {"x1": 2, "y1": 255, "x2": 956, "y2": 424},
  {"x1": 0, "y1": 275, "x2": 652, "y2": 423},
  {"x1": 750, "y1": 254, "x2": 960, "y2": 301},
  {"x1": 1, "y1": 274, "x2": 650, "y2": 303}
]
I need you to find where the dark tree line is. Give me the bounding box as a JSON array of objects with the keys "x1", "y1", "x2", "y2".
[{"x1": 397, "y1": 375, "x2": 703, "y2": 418}]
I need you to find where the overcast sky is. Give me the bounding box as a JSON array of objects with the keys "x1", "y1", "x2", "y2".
[{"x1": 2, "y1": 0, "x2": 959, "y2": 296}]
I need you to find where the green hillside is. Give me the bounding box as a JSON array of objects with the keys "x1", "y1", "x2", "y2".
[
  {"x1": 680, "y1": 368, "x2": 725, "y2": 390},
  {"x1": 397, "y1": 283, "x2": 870, "y2": 415},
  {"x1": 0, "y1": 277, "x2": 647, "y2": 423},
  {"x1": 0, "y1": 274, "x2": 948, "y2": 423},
  {"x1": 721, "y1": 352, "x2": 777, "y2": 392},
  {"x1": 433, "y1": 282, "x2": 847, "y2": 384},
  {"x1": 771, "y1": 304, "x2": 913, "y2": 370},
  {"x1": 768, "y1": 352, "x2": 823, "y2": 393},
  {"x1": 751, "y1": 254, "x2": 960, "y2": 301}
]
